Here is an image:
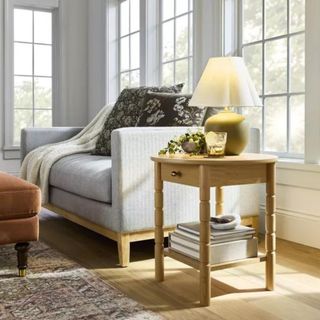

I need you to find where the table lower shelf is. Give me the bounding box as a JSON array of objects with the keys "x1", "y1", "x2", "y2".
[{"x1": 164, "y1": 248, "x2": 267, "y2": 271}]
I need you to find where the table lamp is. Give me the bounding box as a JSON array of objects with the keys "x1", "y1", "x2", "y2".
[{"x1": 189, "y1": 56, "x2": 262, "y2": 155}]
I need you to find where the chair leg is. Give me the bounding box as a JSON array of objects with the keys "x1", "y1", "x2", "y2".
[
  {"x1": 14, "y1": 242, "x2": 31, "y2": 277},
  {"x1": 117, "y1": 234, "x2": 130, "y2": 267}
]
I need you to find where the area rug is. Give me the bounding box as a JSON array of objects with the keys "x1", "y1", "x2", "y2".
[{"x1": 0, "y1": 242, "x2": 162, "y2": 320}]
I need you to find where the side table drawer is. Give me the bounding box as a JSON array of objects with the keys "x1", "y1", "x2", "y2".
[{"x1": 161, "y1": 163, "x2": 199, "y2": 187}]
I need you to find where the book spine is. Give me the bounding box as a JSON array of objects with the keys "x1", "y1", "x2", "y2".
[
  {"x1": 176, "y1": 224, "x2": 255, "y2": 239},
  {"x1": 169, "y1": 238, "x2": 258, "y2": 264},
  {"x1": 174, "y1": 228, "x2": 254, "y2": 242},
  {"x1": 170, "y1": 232, "x2": 253, "y2": 249}
]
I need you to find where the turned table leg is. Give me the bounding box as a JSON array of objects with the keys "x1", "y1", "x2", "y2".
[
  {"x1": 265, "y1": 163, "x2": 276, "y2": 290},
  {"x1": 215, "y1": 186, "x2": 224, "y2": 216},
  {"x1": 15, "y1": 242, "x2": 30, "y2": 277},
  {"x1": 155, "y1": 162, "x2": 164, "y2": 282},
  {"x1": 199, "y1": 166, "x2": 211, "y2": 306}
]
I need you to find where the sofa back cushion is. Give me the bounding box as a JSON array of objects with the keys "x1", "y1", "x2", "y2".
[
  {"x1": 202, "y1": 107, "x2": 220, "y2": 125},
  {"x1": 94, "y1": 84, "x2": 184, "y2": 156},
  {"x1": 136, "y1": 92, "x2": 206, "y2": 127}
]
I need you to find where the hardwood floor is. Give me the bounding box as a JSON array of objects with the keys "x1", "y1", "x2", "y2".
[{"x1": 39, "y1": 209, "x2": 320, "y2": 320}]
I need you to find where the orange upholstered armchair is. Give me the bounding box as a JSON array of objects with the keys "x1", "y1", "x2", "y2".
[{"x1": 0, "y1": 172, "x2": 41, "y2": 276}]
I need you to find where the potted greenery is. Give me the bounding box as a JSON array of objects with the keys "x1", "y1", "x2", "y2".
[{"x1": 159, "y1": 130, "x2": 206, "y2": 155}]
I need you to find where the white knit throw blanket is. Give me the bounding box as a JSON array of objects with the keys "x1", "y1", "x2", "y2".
[{"x1": 20, "y1": 104, "x2": 113, "y2": 204}]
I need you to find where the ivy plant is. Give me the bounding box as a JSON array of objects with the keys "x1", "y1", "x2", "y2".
[{"x1": 159, "y1": 130, "x2": 206, "y2": 155}]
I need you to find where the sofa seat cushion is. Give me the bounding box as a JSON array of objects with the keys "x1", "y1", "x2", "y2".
[
  {"x1": 0, "y1": 171, "x2": 41, "y2": 220},
  {"x1": 50, "y1": 154, "x2": 112, "y2": 203}
]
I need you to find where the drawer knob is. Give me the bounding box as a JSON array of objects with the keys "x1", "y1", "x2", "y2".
[{"x1": 171, "y1": 171, "x2": 181, "y2": 177}]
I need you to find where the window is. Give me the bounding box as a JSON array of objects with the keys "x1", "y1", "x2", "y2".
[
  {"x1": 13, "y1": 8, "x2": 53, "y2": 145},
  {"x1": 108, "y1": 0, "x2": 198, "y2": 99},
  {"x1": 241, "y1": 0, "x2": 305, "y2": 156},
  {"x1": 4, "y1": 0, "x2": 58, "y2": 151},
  {"x1": 161, "y1": 0, "x2": 193, "y2": 93},
  {"x1": 119, "y1": 0, "x2": 141, "y2": 90}
]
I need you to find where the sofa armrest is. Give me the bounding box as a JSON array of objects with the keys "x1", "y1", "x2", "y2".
[
  {"x1": 111, "y1": 127, "x2": 260, "y2": 232},
  {"x1": 21, "y1": 127, "x2": 83, "y2": 161},
  {"x1": 111, "y1": 127, "x2": 198, "y2": 232}
]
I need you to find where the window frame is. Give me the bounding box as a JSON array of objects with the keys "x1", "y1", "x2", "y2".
[
  {"x1": 107, "y1": 0, "x2": 222, "y2": 104},
  {"x1": 4, "y1": 0, "x2": 59, "y2": 156},
  {"x1": 238, "y1": 0, "x2": 305, "y2": 159},
  {"x1": 112, "y1": 0, "x2": 195, "y2": 98},
  {"x1": 159, "y1": 0, "x2": 194, "y2": 92},
  {"x1": 118, "y1": 0, "x2": 143, "y2": 90}
]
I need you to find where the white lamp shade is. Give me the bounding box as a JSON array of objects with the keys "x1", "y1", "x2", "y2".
[{"x1": 189, "y1": 57, "x2": 262, "y2": 108}]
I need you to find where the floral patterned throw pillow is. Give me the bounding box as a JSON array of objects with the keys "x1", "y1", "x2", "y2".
[
  {"x1": 136, "y1": 92, "x2": 206, "y2": 127},
  {"x1": 94, "y1": 84, "x2": 184, "y2": 155}
]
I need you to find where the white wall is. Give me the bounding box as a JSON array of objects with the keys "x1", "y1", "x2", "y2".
[
  {"x1": 0, "y1": 0, "x2": 89, "y2": 174},
  {"x1": 88, "y1": 0, "x2": 106, "y2": 121},
  {"x1": 56, "y1": 0, "x2": 89, "y2": 126},
  {"x1": 259, "y1": 162, "x2": 320, "y2": 249}
]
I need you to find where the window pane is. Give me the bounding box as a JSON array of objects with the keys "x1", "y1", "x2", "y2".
[
  {"x1": 130, "y1": 70, "x2": 140, "y2": 87},
  {"x1": 34, "y1": 45, "x2": 52, "y2": 76},
  {"x1": 242, "y1": 0, "x2": 262, "y2": 43},
  {"x1": 175, "y1": 59, "x2": 188, "y2": 90},
  {"x1": 35, "y1": 110, "x2": 52, "y2": 127},
  {"x1": 176, "y1": 15, "x2": 188, "y2": 59},
  {"x1": 14, "y1": 76, "x2": 33, "y2": 108},
  {"x1": 14, "y1": 109, "x2": 33, "y2": 145},
  {"x1": 265, "y1": 39, "x2": 287, "y2": 94},
  {"x1": 265, "y1": 0, "x2": 287, "y2": 38},
  {"x1": 120, "y1": 72, "x2": 129, "y2": 90},
  {"x1": 290, "y1": 0, "x2": 305, "y2": 33},
  {"x1": 243, "y1": 44, "x2": 262, "y2": 95},
  {"x1": 162, "y1": 20, "x2": 174, "y2": 61},
  {"x1": 162, "y1": 62, "x2": 174, "y2": 86},
  {"x1": 121, "y1": 36, "x2": 130, "y2": 71},
  {"x1": 162, "y1": 0, "x2": 174, "y2": 21},
  {"x1": 14, "y1": 43, "x2": 32, "y2": 75},
  {"x1": 14, "y1": 9, "x2": 32, "y2": 42},
  {"x1": 264, "y1": 96, "x2": 287, "y2": 152},
  {"x1": 121, "y1": 0, "x2": 129, "y2": 36},
  {"x1": 34, "y1": 11, "x2": 52, "y2": 44},
  {"x1": 289, "y1": 95, "x2": 304, "y2": 154},
  {"x1": 242, "y1": 107, "x2": 263, "y2": 133},
  {"x1": 130, "y1": 0, "x2": 140, "y2": 33},
  {"x1": 176, "y1": 0, "x2": 189, "y2": 15},
  {"x1": 34, "y1": 77, "x2": 52, "y2": 108},
  {"x1": 290, "y1": 34, "x2": 305, "y2": 92},
  {"x1": 189, "y1": 0, "x2": 193, "y2": 11},
  {"x1": 130, "y1": 32, "x2": 140, "y2": 69}
]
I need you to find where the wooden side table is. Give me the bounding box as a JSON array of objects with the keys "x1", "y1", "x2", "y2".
[{"x1": 151, "y1": 153, "x2": 277, "y2": 306}]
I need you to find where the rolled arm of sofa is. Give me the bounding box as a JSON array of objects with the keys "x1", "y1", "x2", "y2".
[
  {"x1": 21, "y1": 127, "x2": 83, "y2": 160},
  {"x1": 111, "y1": 127, "x2": 260, "y2": 233},
  {"x1": 111, "y1": 127, "x2": 200, "y2": 232}
]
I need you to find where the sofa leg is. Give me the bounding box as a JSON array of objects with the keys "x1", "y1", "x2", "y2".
[
  {"x1": 14, "y1": 242, "x2": 31, "y2": 277},
  {"x1": 117, "y1": 234, "x2": 130, "y2": 267}
]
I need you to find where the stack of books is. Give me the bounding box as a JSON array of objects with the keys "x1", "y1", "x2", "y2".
[{"x1": 169, "y1": 222, "x2": 258, "y2": 264}]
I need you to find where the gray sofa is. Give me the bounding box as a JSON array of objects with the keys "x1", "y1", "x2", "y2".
[{"x1": 21, "y1": 127, "x2": 260, "y2": 266}]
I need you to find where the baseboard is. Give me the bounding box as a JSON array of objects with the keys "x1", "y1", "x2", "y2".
[{"x1": 260, "y1": 205, "x2": 320, "y2": 249}]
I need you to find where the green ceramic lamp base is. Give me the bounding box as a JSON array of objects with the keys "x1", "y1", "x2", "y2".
[{"x1": 204, "y1": 108, "x2": 249, "y2": 155}]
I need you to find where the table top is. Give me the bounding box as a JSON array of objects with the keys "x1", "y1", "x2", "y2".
[{"x1": 151, "y1": 153, "x2": 278, "y2": 166}]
